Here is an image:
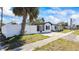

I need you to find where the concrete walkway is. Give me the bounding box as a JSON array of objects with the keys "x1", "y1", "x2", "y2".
[
  {"x1": 62, "y1": 34, "x2": 79, "y2": 42},
  {"x1": 41, "y1": 32, "x2": 65, "y2": 37},
  {"x1": 12, "y1": 31, "x2": 74, "y2": 51}
]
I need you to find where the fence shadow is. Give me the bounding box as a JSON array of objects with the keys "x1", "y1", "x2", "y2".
[{"x1": 3, "y1": 35, "x2": 26, "y2": 50}]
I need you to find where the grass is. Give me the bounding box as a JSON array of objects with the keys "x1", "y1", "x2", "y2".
[
  {"x1": 73, "y1": 30, "x2": 79, "y2": 35},
  {"x1": 5, "y1": 34, "x2": 49, "y2": 50},
  {"x1": 61, "y1": 29, "x2": 71, "y2": 33},
  {"x1": 20, "y1": 34, "x2": 49, "y2": 43},
  {"x1": 34, "y1": 38, "x2": 79, "y2": 51}
]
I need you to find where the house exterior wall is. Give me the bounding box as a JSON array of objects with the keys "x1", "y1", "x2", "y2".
[
  {"x1": 43, "y1": 23, "x2": 52, "y2": 32},
  {"x1": 25, "y1": 25, "x2": 38, "y2": 34},
  {"x1": 52, "y1": 25, "x2": 63, "y2": 31},
  {"x1": 51, "y1": 25, "x2": 56, "y2": 31},
  {"x1": 36, "y1": 25, "x2": 43, "y2": 33}
]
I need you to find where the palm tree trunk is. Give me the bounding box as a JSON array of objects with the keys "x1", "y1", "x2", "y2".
[
  {"x1": 20, "y1": 15, "x2": 27, "y2": 35},
  {"x1": 20, "y1": 8, "x2": 27, "y2": 35}
]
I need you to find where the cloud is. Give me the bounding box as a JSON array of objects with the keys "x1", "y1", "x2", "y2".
[
  {"x1": 68, "y1": 14, "x2": 79, "y2": 25},
  {"x1": 51, "y1": 7, "x2": 61, "y2": 11},
  {"x1": 62, "y1": 10, "x2": 76, "y2": 15},
  {"x1": 70, "y1": 14, "x2": 79, "y2": 19},
  {"x1": 43, "y1": 8, "x2": 77, "y2": 24},
  {"x1": 46, "y1": 8, "x2": 76, "y2": 16},
  {"x1": 3, "y1": 7, "x2": 14, "y2": 16},
  {"x1": 45, "y1": 15, "x2": 61, "y2": 24}
]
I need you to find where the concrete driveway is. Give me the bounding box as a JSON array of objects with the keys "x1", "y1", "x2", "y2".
[{"x1": 41, "y1": 32, "x2": 65, "y2": 37}]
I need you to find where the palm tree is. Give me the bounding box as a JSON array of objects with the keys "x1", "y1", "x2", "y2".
[
  {"x1": 31, "y1": 18, "x2": 45, "y2": 25},
  {"x1": 41, "y1": 18, "x2": 45, "y2": 23},
  {"x1": 0, "y1": 7, "x2": 3, "y2": 34},
  {"x1": 12, "y1": 7, "x2": 39, "y2": 35}
]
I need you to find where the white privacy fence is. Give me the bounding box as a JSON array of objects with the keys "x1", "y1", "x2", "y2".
[
  {"x1": 2, "y1": 23, "x2": 38, "y2": 38},
  {"x1": 2, "y1": 24, "x2": 21, "y2": 38}
]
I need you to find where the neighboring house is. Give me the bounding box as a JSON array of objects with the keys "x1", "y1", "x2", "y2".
[
  {"x1": 52, "y1": 24, "x2": 63, "y2": 32},
  {"x1": 36, "y1": 22, "x2": 63, "y2": 33},
  {"x1": 66, "y1": 24, "x2": 77, "y2": 30},
  {"x1": 76, "y1": 25, "x2": 79, "y2": 29},
  {"x1": 71, "y1": 24, "x2": 77, "y2": 29},
  {"x1": 2, "y1": 22, "x2": 63, "y2": 38}
]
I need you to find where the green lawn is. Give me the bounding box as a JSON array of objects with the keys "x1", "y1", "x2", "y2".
[
  {"x1": 20, "y1": 34, "x2": 49, "y2": 43},
  {"x1": 73, "y1": 30, "x2": 79, "y2": 35},
  {"x1": 34, "y1": 38, "x2": 79, "y2": 51},
  {"x1": 61, "y1": 29, "x2": 71, "y2": 33},
  {"x1": 5, "y1": 34, "x2": 49, "y2": 50}
]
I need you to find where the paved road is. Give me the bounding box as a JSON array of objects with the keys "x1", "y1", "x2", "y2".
[{"x1": 12, "y1": 31, "x2": 74, "y2": 51}]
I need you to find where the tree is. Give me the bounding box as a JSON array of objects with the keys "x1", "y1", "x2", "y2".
[
  {"x1": 41, "y1": 18, "x2": 45, "y2": 22},
  {"x1": 0, "y1": 7, "x2": 6, "y2": 41},
  {"x1": 57, "y1": 22, "x2": 68, "y2": 29},
  {"x1": 12, "y1": 7, "x2": 39, "y2": 35},
  {"x1": 64, "y1": 22, "x2": 68, "y2": 26},
  {"x1": 0, "y1": 7, "x2": 3, "y2": 34},
  {"x1": 31, "y1": 18, "x2": 45, "y2": 25}
]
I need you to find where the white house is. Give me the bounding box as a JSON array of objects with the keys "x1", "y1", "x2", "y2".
[
  {"x1": 36, "y1": 22, "x2": 52, "y2": 33},
  {"x1": 2, "y1": 22, "x2": 63, "y2": 38}
]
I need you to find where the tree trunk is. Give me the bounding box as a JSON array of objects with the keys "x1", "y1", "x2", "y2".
[
  {"x1": 20, "y1": 15, "x2": 27, "y2": 35},
  {"x1": 0, "y1": 7, "x2": 3, "y2": 34}
]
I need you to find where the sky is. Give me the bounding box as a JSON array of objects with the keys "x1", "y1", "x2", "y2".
[{"x1": 0, "y1": 7, "x2": 79, "y2": 25}]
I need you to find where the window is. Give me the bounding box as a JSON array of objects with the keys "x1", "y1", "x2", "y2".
[
  {"x1": 46, "y1": 26, "x2": 50, "y2": 30},
  {"x1": 43, "y1": 25, "x2": 44, "y2": 31},
  {"x1": 37, "y1": 25, "x2": 40, "y2": 31}
]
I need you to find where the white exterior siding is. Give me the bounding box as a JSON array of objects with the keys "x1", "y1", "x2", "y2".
[
  {"x1": 25, "y1": 25, "x2": 38, "y2": 34},
  {"x1": 51, "y1": 25, "x2": 56, "y2": 31},
  {"x1": 43, "y1": 23, "x2": 51, "y2": 32}
]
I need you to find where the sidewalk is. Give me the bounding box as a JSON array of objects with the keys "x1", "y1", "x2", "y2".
[
  {"x1": 62, "y1": 33, "x2": 79, "y2": 42},
  {"x1": 12, "y1": 31, "x2": 74, "y2": 51}
]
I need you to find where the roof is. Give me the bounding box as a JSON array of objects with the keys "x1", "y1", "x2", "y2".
[
  {"x1": 31, "y1": 22, "x2": 53, "y2": 25},
  {"x1": 44, "y1": 22, "x2": 61, "y2": 26},
  {"x1": 44, "y1": 22, "x2": 53, "y2": 25},
  {"x1": 31, "y1": 22, "x2": 61, "y2": 26}
]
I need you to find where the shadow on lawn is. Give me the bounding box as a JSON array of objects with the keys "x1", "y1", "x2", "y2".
[{"x1": 4, "y1": 35, "x2": 26, "y2": 50}]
